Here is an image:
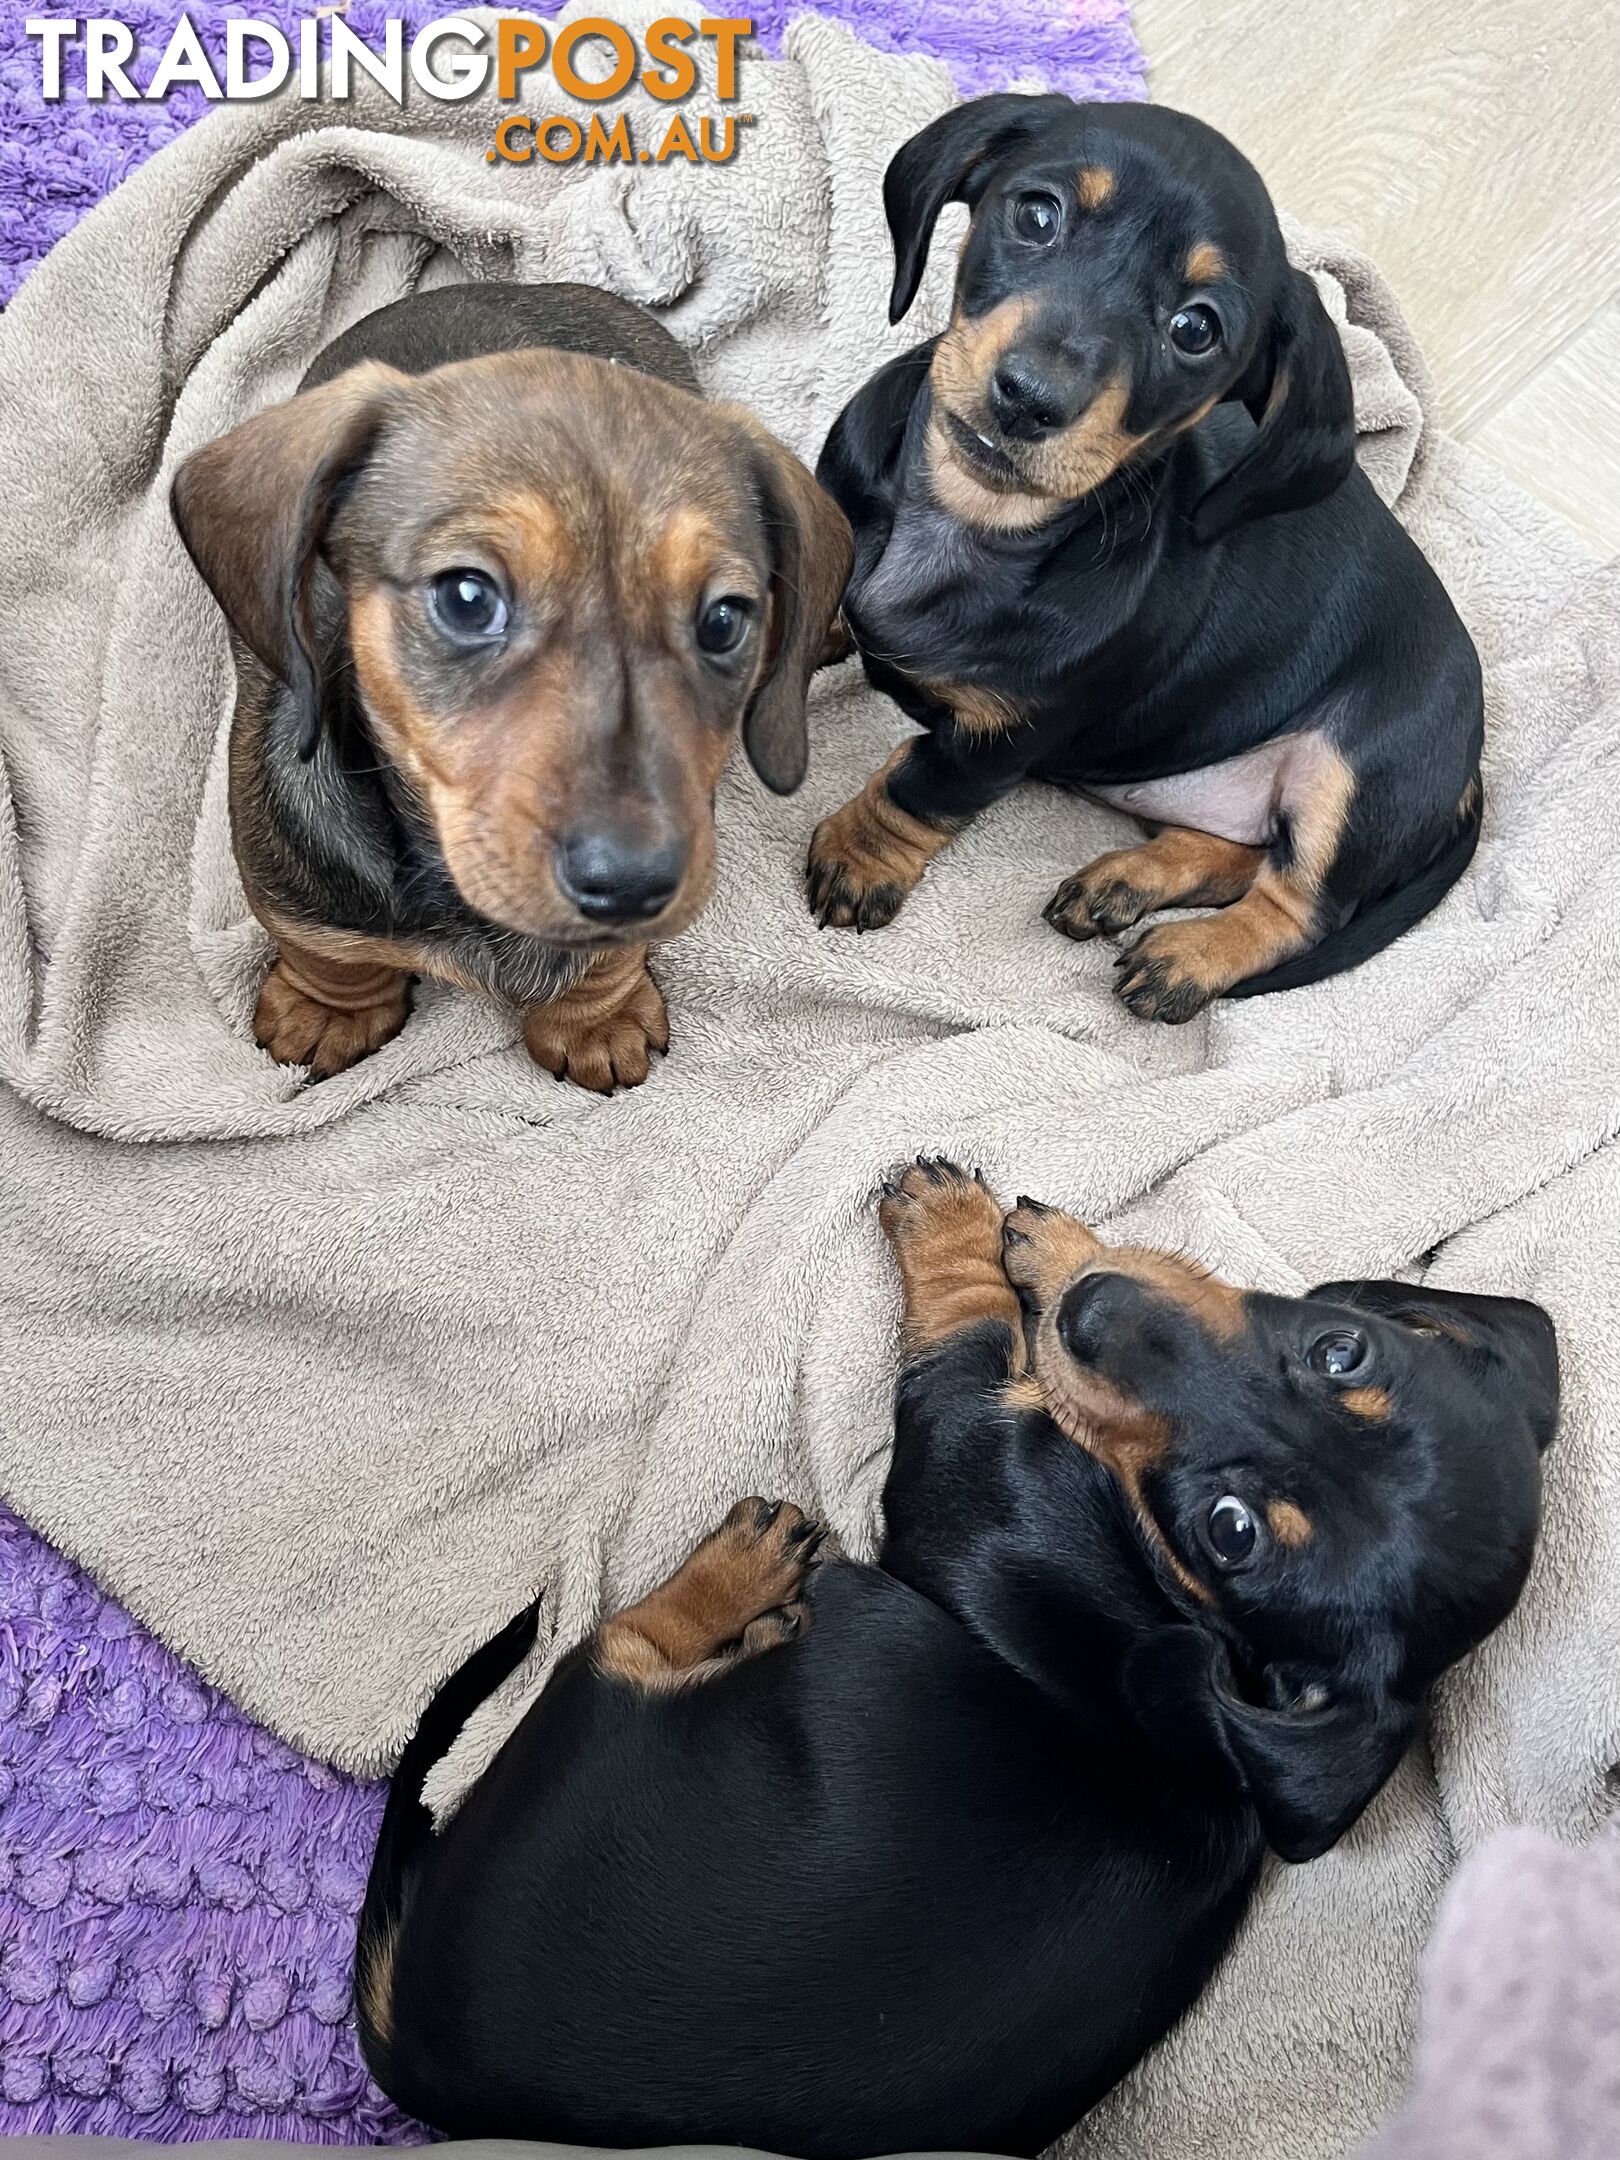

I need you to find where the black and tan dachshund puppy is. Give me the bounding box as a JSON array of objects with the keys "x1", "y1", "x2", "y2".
[
  {"x1": 173, "y1": 283, "x2": 851, "y2": 1089},
  {"x1": 355, "y1": 1165, "x2": 1555, "y2": 2159},
  {"x1": 810, "y1": 99, "x2": 1484, "y2": 1019}
]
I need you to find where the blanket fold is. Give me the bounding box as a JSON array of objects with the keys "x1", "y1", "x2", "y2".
[{"x1": 1, "y1": 12, "x2": 1615, "y2": 2160}]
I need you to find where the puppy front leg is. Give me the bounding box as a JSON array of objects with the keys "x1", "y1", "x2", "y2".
[
  {"x1": 522, "y1": 946, "x2": 669, "y2": 1094},
  {"x1": 875, "y1": 1161, "x2": 1042, "y2": 1582},
  {"x1": 808, "y1": 726, "x2": 1026, "y2": 933},
  {"x1": 595, "y1": 1498, "x2": 826, "y2": 1693},
  {"x1": 879, "y1": 1157, "x2": 1024, "y2": 1367},
  {"x1": 255, "y1": 934, "x2": 412, "y2": 1078}
]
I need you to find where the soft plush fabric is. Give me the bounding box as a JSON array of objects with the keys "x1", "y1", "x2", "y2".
[
  {"x1": 0, "y1": 2, "x2": 1144, "y2": 304},
  {"x1": 0, "y1": 11, "x2": 1153, "y2": 2146},
  {"x1": 0, "y1": 7, "x2": 1615, "y2": 2159}
]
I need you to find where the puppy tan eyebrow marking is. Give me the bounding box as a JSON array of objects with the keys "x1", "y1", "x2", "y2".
[
  {"x1": 1267, "y1": 1500, "x2": 1313, "y2": 1546},
  {"x1": 1342, "y1": 1386, "x2": 1392, "y2": 1422},
  {"x1": 1185, "y1": 242, "x2": 1227, "y2": 285},
  {"x1": 1076, "y1": 165, "x2": 1115, "y2": 210}
]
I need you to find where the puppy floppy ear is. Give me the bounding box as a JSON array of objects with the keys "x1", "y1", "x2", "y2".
[
  {"x1": 885, "y1": 93, "x2": 1074, "y2": 324},
  {"x1": 1191, "y1": 267, "x2": 1356, "y2": 545},
  {"x1": 1124, "y1": 1628, "x2": 1417, "y2": 1863},
  {"x1": 717, "y1": 406, "x2": 854, "y2": 795},
  {"x1": 171, "y1": 361, "x2": 405, "y2": 760}
]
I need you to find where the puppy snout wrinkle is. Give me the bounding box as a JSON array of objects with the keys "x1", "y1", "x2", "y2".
[{"x1": 554, "y1": 827, "x2": 686, "y2": 922}]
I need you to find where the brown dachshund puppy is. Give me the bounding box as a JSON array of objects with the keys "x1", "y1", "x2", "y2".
[{"x1": 174, "y1": 284, "x2": 852, "y2": 1091}]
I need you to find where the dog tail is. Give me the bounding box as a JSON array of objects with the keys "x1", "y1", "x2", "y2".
[
  {"x1": 353, "y1": 1594, "x2": 543, "y2": 2077},
  {"x1": 1228, "y1": 789, "x2": 1483, "y2": 1000}
]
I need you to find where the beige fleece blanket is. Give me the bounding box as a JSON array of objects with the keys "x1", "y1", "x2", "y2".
[{"x1": 1, "y1": 9, "x2": 1616, "y2": 2158}]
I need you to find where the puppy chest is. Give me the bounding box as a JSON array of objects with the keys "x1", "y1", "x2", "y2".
[{"x1": 848, "y1": 503, "x2": 1016, "y2": 679}]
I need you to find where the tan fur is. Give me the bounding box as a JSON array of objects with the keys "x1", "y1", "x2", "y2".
[
  {"x1": 1267, "y1": 1500, "x2": 1313, "y2": 1547},
  {"x1": 925, "y1": 418, "x2": 1066, "y2": 532},
  {"x1": 251, "y1": 928, "x2": 413, "y2": 1078},
  {"x1": 1184, "y1": 242, "x2": 1226, "y2": 285},
  {"x1": 521, "y1": 946, "x2": 668, "y2": 1093},
  {"x1": 1027, "y1": 373, "x2": 1145, "y2": 501},
  {"x1": 1077, "y1": 165, "x2": 1115, "y2": 209},
  {"x1": 807, "y1": 746, "x2": 961, "y2": 925},
  {"x1": 879, "y1": 1162, "x2": 1024, "y2": 1368},
  {"x1": 1000, "y1": 1197, "x2": 1255, "y2": 1608},
  {"x1": 595, "y1": 1499, "x2": 821, "y2": 1693},
  {"x1": 999, "y1": 1200, "x2": 1102, "y2": 1307},
  {"x1": 1117, "y1": 740, "x2": 1358, "y2": 1015},
  {"x1": 1342, "y1": 1386, "x2": 1393, "y2": 1423},
  {"x1": 358, "y1": 1922, "x2": 398, "y2": 2050},
  {"x1": 1047, "y1": 827, "x2": 1266, "y2": 939},
  {"x1": 1000, "y1": 1375, "x2": 1049, "y2": 1415},
  {"x1": 923, "y1": 678, "x2": 1025, "y2": 737},
  {"x1": 930, "y1": 296, "x2": 1039, "y2": 419}
]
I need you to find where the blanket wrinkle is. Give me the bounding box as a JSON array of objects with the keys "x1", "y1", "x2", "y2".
[{"x1": 1, "y1": 10, "x2": 1617, "y2": 2160}]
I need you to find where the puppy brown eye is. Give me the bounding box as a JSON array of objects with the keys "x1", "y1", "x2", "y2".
[
  {"x1": 429, "y1": 569, "x2": 507, "y2": 643},
  {"x1": 1012, "y1": 191, "x2": 1063, "y2": 245},
  {"x1": 1309, "y1": 1329, "x2": 1367, "y2": 1378},
  {"x1": 696, "y1": 596, "x2": 753, "y2": 657},
  {"x1": 1169, "y1": 304, "x2": 1222, "y2": 356},
  {"x1": 1203, "y1": 1495, "x2": 1257, "y2": 1568}
]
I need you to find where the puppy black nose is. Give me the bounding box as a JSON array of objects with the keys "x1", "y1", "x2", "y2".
[
  {"x1": 1056, "y1": 1272, "x2": 1134, "y2": 1362},
  {"x1": 989, "y1": 353, "x2": 1080, "y2": 440},
  {"x1": 554, "y1": 830, "x2": 685, "y2": 923}
]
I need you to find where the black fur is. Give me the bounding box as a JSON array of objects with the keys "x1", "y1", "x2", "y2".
[
  {"x1": 817, "y1": 99, "x2": 1484, "y2": 1002},
  {"x1": 357, "y1": 1232, "x2": 1554, "y2": 2158}
]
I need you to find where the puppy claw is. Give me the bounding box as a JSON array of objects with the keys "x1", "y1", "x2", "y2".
[
  {"x1": 522, "y1": 965, "x2": 670, "y2": 1092},
  {"x1": 253, "y1": 962, "x2": 410, "y2": 1080},
  {"x1": 1113, "y1": 935, "x2": 1217, "y2": 1025},
  {"x1": 1046, "y1": 866, "x2": 1157, "y2": 943},
  {"x1": 1001, "y1": 1198, "x2": 1102, "y2": 1307}
]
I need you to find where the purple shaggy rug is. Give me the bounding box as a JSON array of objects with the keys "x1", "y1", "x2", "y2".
[
  {"x1": 0, "y1": 0, "x2": 1143, "y2": 2143},
  {"x1": 0, "y1": 2, "x2": 1145, "y2": 305}
]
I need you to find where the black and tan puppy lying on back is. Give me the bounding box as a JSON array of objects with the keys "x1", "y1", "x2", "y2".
[
  {"x1": 354, "y1": 1164, "x2": 1555, "y2": 2158},
  {"x1": 174, "y1": 284, "x2": 851, "y2": 1090},
  {"x1": 811, "y1": 99, "x2": 1484, "y2": 1020}
]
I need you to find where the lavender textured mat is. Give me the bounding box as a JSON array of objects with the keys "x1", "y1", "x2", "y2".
[
  {"x1": 0, "y1": 0, "x2": 1143, "y2": 2141},
  {"x1": 0, "y1": 2, "x2": 1144, "y2": 305},
  {"x1": 0, "y1": 1509, "x2": 418, "y2": 2144}
]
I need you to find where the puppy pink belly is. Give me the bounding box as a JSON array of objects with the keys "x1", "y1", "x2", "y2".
[{"x1": 1087, "y1": 741, "x2": 1294, "y2": 846}]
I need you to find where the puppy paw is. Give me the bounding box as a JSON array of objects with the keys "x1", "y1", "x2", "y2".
[
  {"x1": 523, "y1": 964, "x2": 669, "y2": 1093},
  {"x1": 879, "y1": 1157, "x2": 1003, "y2": 1258},
  {"x1": 807, "y1": 817, "x2": 913, "y2": 931},
  {"x1": 1113, "y1": 923, "x2": 1223, "y2": 1024},
  {"x1": 1044, "y1": 856, "x2": 1160, "y2": 941},
  {"x1": 253, "y1": 962, "x2": 410, "y2": 1078},
  {"x1": 807, "y1": 763, "x2": 947, "y2": 932},
  {"x1": 879, "y1": 1159, "x2": 1021, "y2": 1350},
  {"x1": 1002, "y1": 1196, "x2": 1102, "y2": 1310},
  {"x1": 700, "y1": 1498, "x2": 827, "y2": 1654}
]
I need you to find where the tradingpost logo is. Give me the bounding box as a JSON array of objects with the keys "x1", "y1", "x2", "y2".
[{"x1": 24, "y1": 16, "x2": 760, "y2": 167}]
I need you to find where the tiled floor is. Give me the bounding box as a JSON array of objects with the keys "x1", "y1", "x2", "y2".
[{"x1": 1135, "y1": 0, "x2": 1620, "y2": 556}]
